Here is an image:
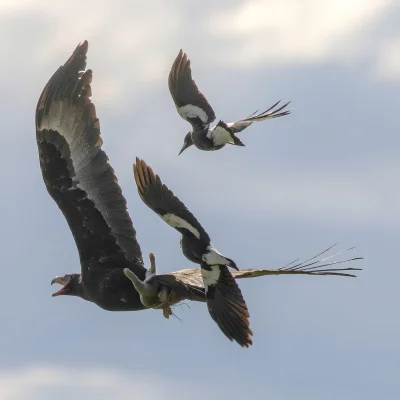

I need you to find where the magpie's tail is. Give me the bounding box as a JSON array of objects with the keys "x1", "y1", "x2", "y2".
[{"x1": 232, "y1": 134, "x2": 245, "y2": 147}]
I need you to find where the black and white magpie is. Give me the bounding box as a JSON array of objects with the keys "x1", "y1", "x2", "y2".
[
  {"x1": 133, "y1": 158, "x2": 252, "y2": 347},
  {"x1": 168, "y1": 50, "x2": 291, "y2": 155}
]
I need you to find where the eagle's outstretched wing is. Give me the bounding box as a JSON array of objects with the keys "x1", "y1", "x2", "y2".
[{"x1": 36, "y1": 41, "x2": 145, "y2": 275}]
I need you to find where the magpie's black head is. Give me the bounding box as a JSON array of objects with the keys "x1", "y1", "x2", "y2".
[
  {"x1": 51, "y1": 273, "x2": 85, "y2": 298},
  {"x1": 179, "y1": 132, "x2": 193, "y2": 155}
]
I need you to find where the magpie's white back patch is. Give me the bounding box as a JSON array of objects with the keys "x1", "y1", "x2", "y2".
[
  {"x1": 162, "y1": 213, "x2": 201, "y2": 239},
  {"x1": 208, "y1": 125, "x2": 234, "y2": 146},
  {"x1": 201, "y1": 266, "x2": 221, "y2": 292},
  {"x1": 202, "y1": 244, "x2": 231, "y2": 266},
  {"x1": 178, "y1": 104, "x2": 209, "y2": 124}
]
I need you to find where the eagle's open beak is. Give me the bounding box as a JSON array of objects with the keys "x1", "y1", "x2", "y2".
[{"x1": 51, "y1": 275, "x2": 71, "y2": 297}]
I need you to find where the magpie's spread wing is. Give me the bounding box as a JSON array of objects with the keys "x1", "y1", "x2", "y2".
[
  {"x1": 133, "y1": 158, "x2": 210, "y2": 242},
  {"x1": 228, "y1": 101, "x2": 291, "y2": 133},
  {"x1": 36, "y1": 41, "x2": 145, "y2": 275},
  {"x1": 168, "y1": 50, "x2": 216, "y2": 130},
  {"x1": 158, "y1": 266, "x2": 252, "y2": 347},
  {"x1": 203, "y1": 265, "x2": 252, "y2": 347},
  {"x1": 162, "y1": 245, "x2": 362, "y2": 346},
  {"x1": 134, "y1": 158, "x2": 252, "y2": 346}
]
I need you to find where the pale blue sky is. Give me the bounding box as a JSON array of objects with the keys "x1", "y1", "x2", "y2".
[{"x1": 1, "y1": 0, "x2": 399, "y2": 399}]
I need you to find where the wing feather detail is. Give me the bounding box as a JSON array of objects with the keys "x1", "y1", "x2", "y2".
[
  {"x1": 168, "y1": 50, "x2": 216, "y2": 128},
  {"x1": 36, "y1": 41, "x2": 144, "y2": 272},
  {"x1": 133, "y1": 158, "x2": 210, "y2": 241}
]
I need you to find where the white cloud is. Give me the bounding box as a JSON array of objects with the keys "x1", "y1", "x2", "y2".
[
  {"x1": 205, "y1": 0, "x2": 392, "y2": 67},
  {"x1": 0, "y1": 0, "x2": 181, "y2": 109},
  {"x1": 0, "y1": 365, "x2": 209, "y2": 400},
  {"x1": 0, "y1": 364, "x2": 284, "y2": 400},
  {"x1": 375, "y1": 37, "x2": 400, "y2": 81},
  {"x1": 2, "y1": 0, "x2": 397, "y2": 112}
]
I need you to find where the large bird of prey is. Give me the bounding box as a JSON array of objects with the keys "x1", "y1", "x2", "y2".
[
  {"x1": 168, "y1": 50, "x2": 291, "y2": 155},
  {"x1": 36, "y1": 41, "x2": 362, "y2": 347}
]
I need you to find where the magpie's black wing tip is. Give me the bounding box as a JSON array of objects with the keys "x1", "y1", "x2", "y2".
[{"x1": 206, "y1": 266, "x2": 253, "y2": 348}]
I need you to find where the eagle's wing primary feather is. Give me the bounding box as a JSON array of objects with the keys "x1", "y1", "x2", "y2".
[
  {"x1": 36, "y1": 41, "x2": 145, "y2": 274},
  {"x1": 168, "y1": 50, "x2": 216, "y2": 130}
]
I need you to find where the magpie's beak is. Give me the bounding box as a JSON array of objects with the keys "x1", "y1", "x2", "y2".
[
  {"x1": 51, "y1": 275, "x2": 71, "y2": 297},
  {"x1": 178, "y1": 142, "x2": 189, "y2": 155}
]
